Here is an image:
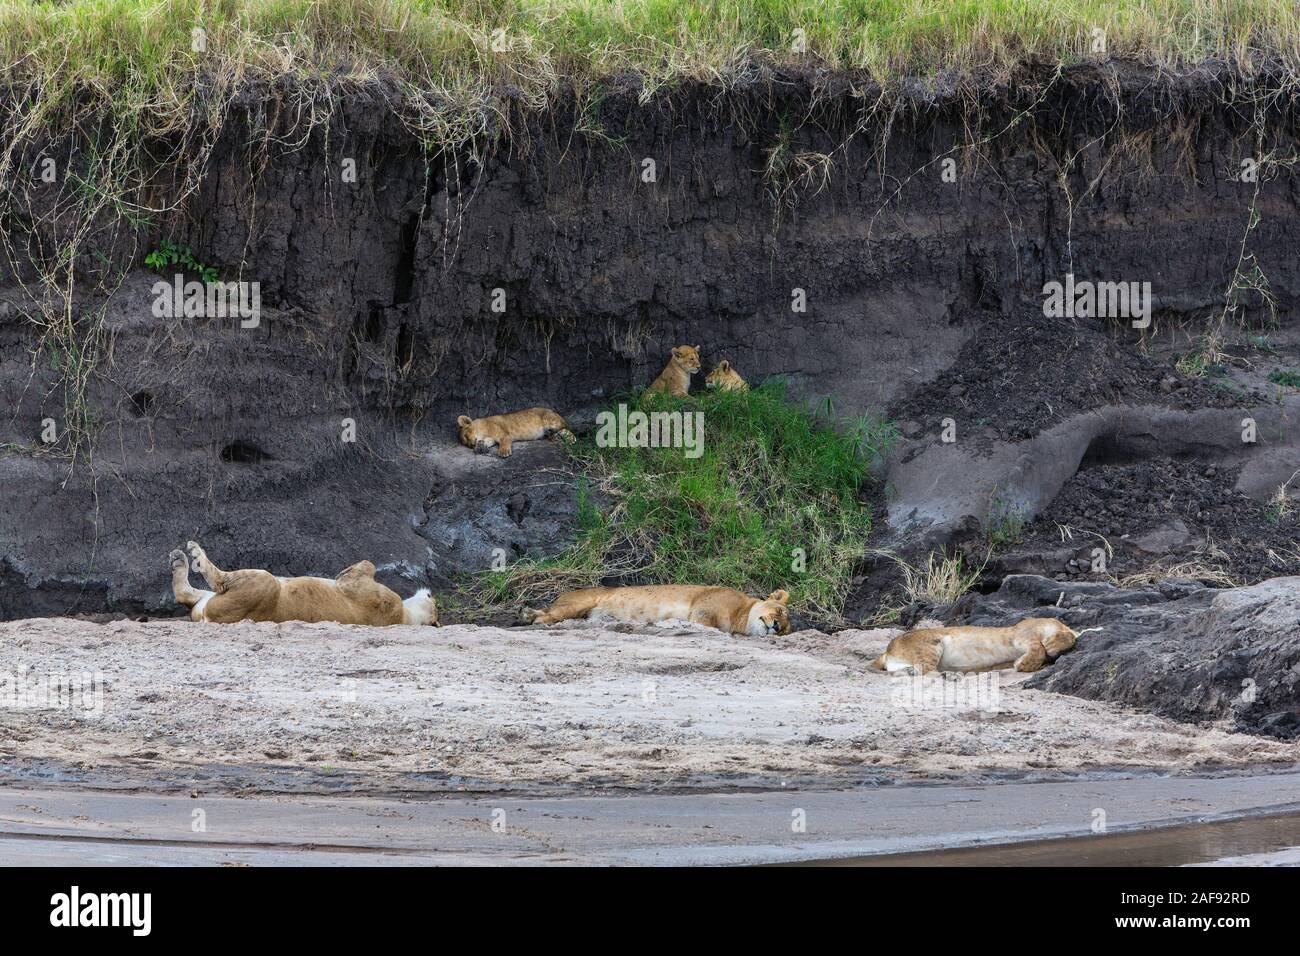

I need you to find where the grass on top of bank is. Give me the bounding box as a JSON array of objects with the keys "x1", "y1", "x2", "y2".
[
  {"x1": 471, "y1": 379, "x2": 897, "y2": 620},
  {"x1": 2, "y1": 1, "x2": 1299, "y2": 144}
]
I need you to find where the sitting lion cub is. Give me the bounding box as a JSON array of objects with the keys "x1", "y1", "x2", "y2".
[
  {"x1": 526, "y1": 584, "x2": 791, "y2": 636},
  {"x1": 646, "y1": 345, "x2": 702, "y2": 398},
  {"x1": 870, "y1": 617, "x2": 1082, "y2": 675},
  {"x1": 705, "y1": 359, "x2": 748, "y2": 392},
  {"x1": 456, "y1": 407, "x2": 571, "y2": 458},
  {"x1": 170, "y1": 541, "x2": 438, "y2": 626}
]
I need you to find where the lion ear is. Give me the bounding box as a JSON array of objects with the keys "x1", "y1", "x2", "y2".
[
  {"x1": 718, "y1": 360, "x2": 730, "y2": 370},
  {"x1": 457, "y1": 415, "x2": 472, "y2": 427},
  {"x1": 671, "y1": 346, "x2": 683, "y2": 357},
  {"x1": 694, "y1": 344, "x2": 701, "y2": 353},
  {"x1": 768, "y1": 589, "x2": 790, "y2": 605}
]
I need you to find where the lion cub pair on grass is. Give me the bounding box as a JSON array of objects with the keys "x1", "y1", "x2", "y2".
[
  {"x1": 454, "y1": 345, "x2": 747, "y2": 458},
  {"x1": 645, "y1": 345, "x2": 748, "y2": 398}
]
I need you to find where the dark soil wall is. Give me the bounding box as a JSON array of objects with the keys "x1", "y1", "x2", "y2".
[{"x1": 1, "y1": 64, "x2": 1298, "y2": 617}]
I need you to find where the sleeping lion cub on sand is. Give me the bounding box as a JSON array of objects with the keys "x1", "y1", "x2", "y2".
[
  {"x1": 457, "y1": 407, "x2": 571, "y2": 458},
  {"x1": 526, "y1": 584, "x2": 791, "y2": 636},
  {"x1": 170, "y1": 541, "x2": 438, "y2": 626},
  {"x1": 871, "y1": 618, "x2": 1084, "y2": 675}
]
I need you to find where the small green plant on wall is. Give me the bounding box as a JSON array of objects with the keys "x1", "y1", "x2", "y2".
[{"x1": 145, "y1": 240, "x2": 220, "y2": 283}]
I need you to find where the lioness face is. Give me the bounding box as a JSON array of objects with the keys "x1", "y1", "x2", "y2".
[
  {"x1": 748, "y1": 589, "x2": 791, "y2": 636},
  {"x1": 672, "y1": 345, "x2": 702, "y2": 374},
  {"x1": 456, "y1": 415, "x2": 497, "y2": 453},
  {"x1": 1042, "y1": 621, "x2": 1079, "y2": 658},
  {"x1": 403, "y1": 588, "x2": 441, "y2": 626}
]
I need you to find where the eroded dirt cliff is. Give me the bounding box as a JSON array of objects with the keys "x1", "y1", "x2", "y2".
[{"x1": 1, "y1": 64, "x2": 1297, "y2": 627}]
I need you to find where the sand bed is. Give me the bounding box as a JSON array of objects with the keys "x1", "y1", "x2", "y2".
[{"x1": 1, "y1": 616, "x2": 1295, "y2": 793}]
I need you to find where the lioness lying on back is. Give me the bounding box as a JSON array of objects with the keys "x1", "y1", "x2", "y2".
[
  {"x1": 646, "y1": 345, "x2": 701, "y2": 398},
  {"x1": 526, "y1": 584, "x2": 791, "y2": 636},
  {"x1": 457, "y1": 407, "x2": 571, "y2": 458},
  {"x1": 870, "y1": 618, "x2": 1084, "y2": 675},
  {"x1": 705, "y1": 359, "x2": 748, "y2": 392},
  {"x1": 170, "y1": 541, "x2": 438, "y2": 626}
]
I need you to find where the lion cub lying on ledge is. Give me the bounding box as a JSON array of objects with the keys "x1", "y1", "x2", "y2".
[
  {"x1": 526, "y1": 584, "x2": 791, "y2": 636},
  {"x1": 457, "y1": 407, "x2": 571, "y2": 458},
  {"x1": 871, "y1": 618, "x2": 1083, "y2": 675},
  {"x1": 170, "y1": 541, "x2": 438, "y2": 625}
]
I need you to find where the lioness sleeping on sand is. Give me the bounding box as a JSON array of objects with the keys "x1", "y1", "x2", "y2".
[
  {"x1": 526, "y1": 584, "x2": 791, "y2": 636},
  {"x1": 457, "y1": 407, "x2": 571, "y2": 458},
  {"x1": 170, "y1": 541, "x2": 438, "y2": 626},
  {"x1": 870, "y1": 618, "x2": 1089, "y2": 675}
]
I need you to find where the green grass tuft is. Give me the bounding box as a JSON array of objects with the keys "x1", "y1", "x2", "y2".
[
  {"x1": 984, "y1": 495, "x2": 1027, "y2": 550},
  {"x1": 471, "y1": 379, "x2": 896, "y2": 620}
]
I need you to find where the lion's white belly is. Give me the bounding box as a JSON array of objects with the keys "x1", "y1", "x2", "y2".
[
  {"x1": 590, "y1": 597, "x2": 694, "y2": 624},
  {"x1": 938, "y1": 635, "x2": 1018, "y2": 671}
]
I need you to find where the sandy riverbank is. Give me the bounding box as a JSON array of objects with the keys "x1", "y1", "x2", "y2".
[{"x1": 2, "y1": 616, "x2": 1295, "y2": 794}]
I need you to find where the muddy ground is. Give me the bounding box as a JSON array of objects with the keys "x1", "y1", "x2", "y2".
[
  {"x1": 2, "y1": 613, "x2": 1296, "y2": 796},
  {"x1": 886, "y1": 312, "x2": 1246, "y2": 446},
  {"x1": 861, "y1": 317, "x2": 1300, "y2": 623},
  {"x1": 1005, "y1": 456, "x2": 1299, "y2": 584}
]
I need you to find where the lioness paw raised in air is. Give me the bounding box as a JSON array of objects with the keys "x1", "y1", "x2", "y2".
[
  {"x1": 456, "y1": 407, "x2": 572, "y2": 458},
  {"x1": 169, "y1": 541, "x2": 439, "y2": 626},
  {"x1": 526, "y1": 583, "x2": 790, "y2": 637}
]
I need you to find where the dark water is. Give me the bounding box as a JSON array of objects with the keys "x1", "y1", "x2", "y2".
[{"x1": 809, "y1": 812, "x2": 1300, "y2": 866}]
